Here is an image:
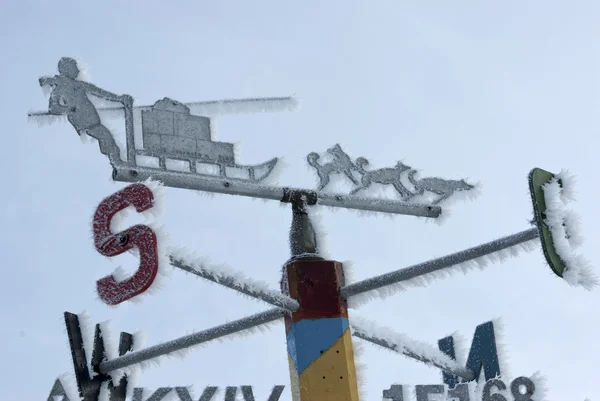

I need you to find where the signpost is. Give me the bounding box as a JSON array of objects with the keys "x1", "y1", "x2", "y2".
[{"x1": 34, "y1": 58, "x2": 595, "y2": 401}]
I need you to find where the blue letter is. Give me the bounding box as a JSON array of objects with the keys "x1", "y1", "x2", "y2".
[{"x1": 438, "y1": 321, "x2": 500, "y2": 387}]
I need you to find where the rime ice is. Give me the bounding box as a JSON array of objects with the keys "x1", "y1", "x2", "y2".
[{"x1": 542, "y1": 173, "x2": 597, "y2": 290}]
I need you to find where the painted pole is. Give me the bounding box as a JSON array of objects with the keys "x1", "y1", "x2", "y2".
[
  {"x1": 281, "y1": 194, "x2": 360, "y2": 401},
  {"x1": 282, "y1": 258, "x2": 360, "y2": 401}
]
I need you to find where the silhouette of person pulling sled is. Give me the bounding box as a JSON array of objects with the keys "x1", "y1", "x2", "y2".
[{"x1": 39, "y1": 57, "x2": 132, "y2": 164}]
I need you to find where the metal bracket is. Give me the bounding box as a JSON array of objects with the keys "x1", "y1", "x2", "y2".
[{"x1": 281, "y1": 189, "x2": 321, "y2": 259}]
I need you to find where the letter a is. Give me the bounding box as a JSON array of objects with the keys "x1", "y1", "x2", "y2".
[{"x1": 47, "y1": 378, "x2": 71, "y2": 401}]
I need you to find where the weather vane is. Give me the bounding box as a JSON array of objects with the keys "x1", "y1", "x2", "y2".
[
  {"x1": 29, "y1": 57, "x2": 453, "y2": 219},
  {"x1": 33, "y1": 57, "x2": 596, "y2": 401}
]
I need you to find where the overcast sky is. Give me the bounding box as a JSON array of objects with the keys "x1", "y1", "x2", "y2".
[{"x1": 2, "y1": 1, "x2": 599, "y2": 400}]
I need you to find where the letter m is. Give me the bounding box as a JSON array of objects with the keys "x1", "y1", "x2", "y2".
[{"x1": 437, "y1": 321, "x2": 500, "y2": 388}]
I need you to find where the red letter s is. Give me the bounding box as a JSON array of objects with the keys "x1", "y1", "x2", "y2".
[{"x1": 93, "y1": 183, "x2": 159, "y2": 305}]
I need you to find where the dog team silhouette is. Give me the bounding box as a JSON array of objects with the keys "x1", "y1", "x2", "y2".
[{"x1": 307, "y1": 144, "x2": 474, "y2": 204}]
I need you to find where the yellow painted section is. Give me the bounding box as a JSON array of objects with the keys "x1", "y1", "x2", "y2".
[
  {"x1": 294, "y1": 328, "x2": 360, "y2": 401},
  {"x1": 287, "y1": 355, "x2": 301, "y2": 401}
]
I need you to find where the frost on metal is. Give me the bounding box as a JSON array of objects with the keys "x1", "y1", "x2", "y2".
[
  {"x1": 260, "y1": 155, "x2": 288, "y2": 188},
  {"x1": 351, "y1": 339, "x2": 368, "y2": 401},
  {"x1": 31, "y1": 57, "x2": 293, "y2": 183},
  {"x1": 471, "y1": 372, "x2": 549, "y2": 401},
  {"x1": 341, "y1": 260, "x2": 356, "y2": 289},
  {"x1": 136, "y1": 180, "x2": 172, "y2": 299},
  {"x1": 350, "y1": 316, "x2": 470, "y2": 377},
  {"x1": 157, "y1": 311, "x2": 281, "y2": 366},
  {"x1": 96, "y1": 321, "x2": 143, "y2": 396},
  {"x1": 49, "y1": 373, "x2": 81, "y2": 401},
  {"x1": 307, "y1": 143, "x2": 480, "y2": 206},
  {"x1": 529, "y1": 372, "x2": 549, "y2": 401},
  {"x1": 28, "y1": 111, "x2": 68, "y2": 127},
  {"x1": 542, "y1": 171, "x2": 597, "y2": 290},
  {"x1": 490, "y1": 318, "x2": 510, "y2": 384},
  {"x1": 120, "y1": 331, "x2": 147, "y2": 400},
  {"x1": 34, "y1": 57, "x2": 129, "y2": 164},
  {"x1": 98, "y1": 309, "x2": 284, "y2": 374},
  {"x1": 93, "y1": 180, "x2": 172, "y2": 305},
  {"x1": 344, "y1": 236, "x2": 539, "y2": 309},
  {"x1": 186, "y1": 96, "x2": 300, "y2": 117},
  {"x1": 305, "y1": 204, "x2": 330, "y2": 259},
  {"x1": 97, "y1": 321, "x2": 125, "y2": 385},
  {"x1": 98, "y1": 320, "x2": 134, "y2": 401},
  {"x1": 76, "y1": 311, "x2": 96, "y2": 380},
  {"x1": 169, "y1": 247, "x2": 299, "y2": 311}
]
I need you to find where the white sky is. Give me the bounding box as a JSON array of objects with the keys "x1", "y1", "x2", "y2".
[{"x1": 1, "y1": 1, "x2": 599, "y2": 400}]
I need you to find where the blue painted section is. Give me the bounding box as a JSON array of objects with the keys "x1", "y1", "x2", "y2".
[{"x1": 286, "y1": 317, "x2": 349, "y2": 374}]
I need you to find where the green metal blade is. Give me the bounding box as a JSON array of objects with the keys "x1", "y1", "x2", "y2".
[{"x1": 528, "y1": 167, "x2": 566, "y2": 278}]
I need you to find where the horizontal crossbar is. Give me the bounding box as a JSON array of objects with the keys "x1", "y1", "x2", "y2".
[
  {"x1": 341, "y1": 228, "x2": 539, "y2": 299},
  {"x1": 99, "y1": 308, "x2": 285, "y2": 373},
  {"x1": 112, "y1": 164, "x2": 442, "y2": 218}
]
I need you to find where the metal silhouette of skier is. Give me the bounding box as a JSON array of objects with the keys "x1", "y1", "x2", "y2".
[{"x1": 39, "y1": 57, "x2": 131, "y2": 164}]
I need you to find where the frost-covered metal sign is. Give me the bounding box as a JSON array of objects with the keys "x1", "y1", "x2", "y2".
[
  {"x1": 30, "y1": 57, "x2": 449, "y2": 218},
  {"x1": 45, "y1": 168, "x2": 595, "y2": 401},
  {"x1": 32, "y1": 58, "x2": 596, "y2": 401},
  {"x1": 47, "y1": 319, "x2": 541, "y2": 401},
  {"x1": 308, "y1": 144, "x2": 476, "y2": 204}
]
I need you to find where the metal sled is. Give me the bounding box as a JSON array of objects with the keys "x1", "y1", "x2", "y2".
[{"x1": 121, "y1": 97, "x2": 278, "y2": 182}]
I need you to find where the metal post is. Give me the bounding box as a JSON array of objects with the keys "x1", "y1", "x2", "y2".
[{"x1": 123, "y1": 100, "x2": 136, "y2": 165}]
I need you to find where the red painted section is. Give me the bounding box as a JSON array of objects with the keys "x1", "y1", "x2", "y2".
[
  {"x1": 282, "y1": 260, "x2": 348, "y2": 334},
  {"x1": 93, "y1": 184, "x2": 159, "y2": 305}
]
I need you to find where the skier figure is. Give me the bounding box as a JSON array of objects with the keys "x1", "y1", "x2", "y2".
[{"x1": 39, "y1": 57, "x2": 132, "y2": 164}]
